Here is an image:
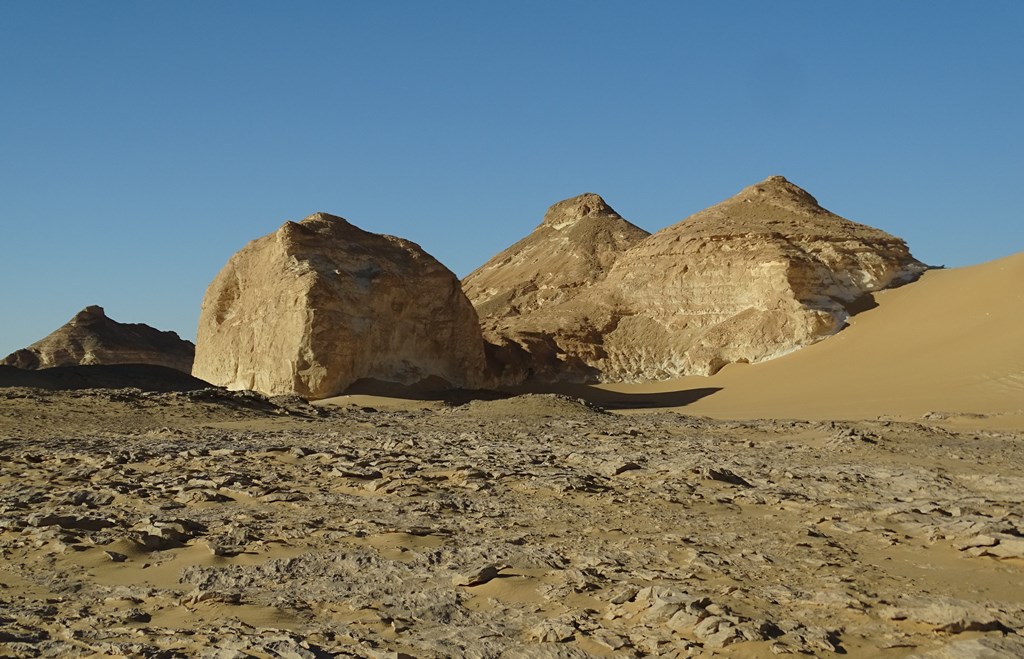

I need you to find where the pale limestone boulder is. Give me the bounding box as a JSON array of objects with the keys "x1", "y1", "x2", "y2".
[
  {"x1": 464, "y1": 176, "x2": 927, "y2": 384},
  {"x1": 193, "y1": 212, "x2": 487, "y2": 398},
  {"x1": 1, "y1": 306, "x2": 194, "y2": 373}
]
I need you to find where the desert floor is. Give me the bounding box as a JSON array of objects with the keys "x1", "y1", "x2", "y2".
[{"x1": 2, "y1": 255, "x2": 1023, "y2": 658}]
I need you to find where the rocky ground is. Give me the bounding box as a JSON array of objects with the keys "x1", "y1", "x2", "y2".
[{"x1": 1, "y1": 388, "x2": 1023, "y2": 658}]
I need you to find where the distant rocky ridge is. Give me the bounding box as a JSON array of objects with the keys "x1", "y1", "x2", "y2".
[
  {"x1": 1, "y1": 306, "x2": 195, "y2": 374},
  {"x1": 465, "y1": 176, "x2": 927, "y2": 383},
  {"x1": 192, "y1": 212, "x2": 488, "y2": 398}
]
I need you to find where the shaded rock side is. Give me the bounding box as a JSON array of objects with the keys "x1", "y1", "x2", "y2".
[
  {"x1": 462, "y1": 193, "x2": 650, "y2": 382},
  {"x1": 467, "y1": 177, "x2": 927, "y2": 384},
  {"x1": 0, "y1": 363, "x2": 211, "y2": 392},
  {"x1": 193, "y1": 212, "x2": 488, "y2": 398},
  {"x1": 1, "y1": 306, "x2": 195, "y2": 373}
]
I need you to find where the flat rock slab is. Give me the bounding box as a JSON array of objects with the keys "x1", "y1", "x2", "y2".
[
  {"x1": 908, "y1": 635, "x2": 1024, "y2": 659},
  {"x1": 452, "y1": 564, "x2": 501, "y2": 587}
]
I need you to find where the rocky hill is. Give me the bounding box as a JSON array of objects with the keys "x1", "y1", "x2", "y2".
[
  {"x1": 465, "y1": 176, "x2": 927, "y2": 383},
  {"x1": 193, "y1": 212, "x2": 488, "y2": 398},
  {"x1": 463, "y1": 193, "x2": 649, "y2": 382},
  {"x1": 1, "y1": 305, "x2": 195, "y2": 373},
  {"x1": 464, "y1": 193, "x2": 649, "y2": 320}
]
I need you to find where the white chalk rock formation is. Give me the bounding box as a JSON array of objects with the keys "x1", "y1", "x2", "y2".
[
  {"x1": 465, "y1": 176, "x2": 927, "y2": 383},
  {"x1": 193, "y1": 213, "x2": 487, "y2": 398},
  {"x1": 1, "y1": 306, "x2": 195, "y2": 373}
]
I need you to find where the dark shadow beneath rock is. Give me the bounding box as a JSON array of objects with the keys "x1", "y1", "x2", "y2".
[{"x1": 0, "y1": 364, "x2": 211, "y2": 393}]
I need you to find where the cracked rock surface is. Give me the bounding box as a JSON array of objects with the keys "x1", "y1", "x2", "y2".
[{"x1": 1, "y1": 388, "x2": 1022, "y2": 657}]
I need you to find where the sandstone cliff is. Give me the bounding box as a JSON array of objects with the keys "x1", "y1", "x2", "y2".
[
  {"x1": 1, "y1": 306, "x2": 195, "y2": 373},
  {"x1": 193, "y1": 212, "x2": 487, "y2": 398},
  {"x1": 465, "y1": 176, "x2": 927, "y2": 383}
]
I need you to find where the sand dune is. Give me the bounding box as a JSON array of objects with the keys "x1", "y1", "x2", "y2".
[{"x1": 593, "y1": 252, "x2": 1024, "y2": 422}]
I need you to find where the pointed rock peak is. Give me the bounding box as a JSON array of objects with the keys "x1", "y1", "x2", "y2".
[
  {"x1": 298, "y1": 212, "x2": 360, "y2": 232},
  {"x1": 734, "y1": 175, "x2": 822, "y2": 210},
  {"x1": 277, "y1": 213, "x2": 364, "y2": 243},
  {"x1": 541, "y1": 193, "x2": 620, "y2": 230},
  {"x1": 71, "y1": 305, "x2": 107, "y2": 325},
  {"x1": 302, "y1": 211, "x2": 348, "y2": 224}
]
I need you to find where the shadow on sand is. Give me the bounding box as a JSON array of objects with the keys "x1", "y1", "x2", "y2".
[
  {"x1": 343, "y1": 378, "x2": 722, "y2": 411},
  {"x1": 0, "y1": 364, "x2": 211, "y2": 392},
  {"x1": 515, "y1": 383, "x2": 723, "y2": 410}
]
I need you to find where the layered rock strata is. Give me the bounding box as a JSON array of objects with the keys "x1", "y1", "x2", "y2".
[
  {"x1": 465, "y1": 176, "x2": 927, "y2": 383},
  {"x1": 1, "y1": 305, "x2": 195, "y2": 373},
  {"x1": 193, "y1": 212, "x2": 487, "y2": 398}
]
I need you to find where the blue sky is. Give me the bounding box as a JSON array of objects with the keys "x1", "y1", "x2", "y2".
[{"x1": 1, "y1": 2, "x2": 1021, "y2": 356}]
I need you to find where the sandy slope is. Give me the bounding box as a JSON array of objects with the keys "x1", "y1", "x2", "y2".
[{"x1": 592, "y1": 252, "x2": 1024, "y2": 423}]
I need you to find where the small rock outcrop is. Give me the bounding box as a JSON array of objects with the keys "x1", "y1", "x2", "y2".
[
  {"x1": 465, "y1": 176, "x2": 927, "y2": 383},
  {"x1": 1, "y1": 306, "x2": 195, "y2": 373},
  {"x1": 193, "y1": 212, "x2": 488, "y2": 398}
]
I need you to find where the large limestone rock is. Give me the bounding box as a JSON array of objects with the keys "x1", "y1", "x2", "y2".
[
  {"x1": 599, "y1": 175, "x2": 928, "y2": 378},
  {"x1": 1, "y1": 306, "x2": 195, "y2": 373},
  {"x1": 465, "y1": 176, "x2": 927, "y2": 383},
  {"x1": 193, "y1": 212, "x2": 488, "y2": 398}
]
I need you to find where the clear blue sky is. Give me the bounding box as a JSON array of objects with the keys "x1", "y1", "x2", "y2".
[{"x1": 2, "y1": 2, "x2": 1021, "y2": 357}]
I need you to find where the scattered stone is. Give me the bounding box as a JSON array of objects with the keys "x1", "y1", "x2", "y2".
[
  {"x1": 452, "y1": 564, "x2": 502, "y2": 587},
  {"x1": 588, "y1": 629, "x2": 629, "y2": 650},
  {"x1": 27, "y1": 513, "x2": 114, "y2": 532},
  {"x1": 528, "y1": 620, "x2": 576, "y2": 643},
  {"x1": 953, "y1": 534, "x2": 999, "y2": 551},
  {"x1": 907, "y1": 635, "x2": 1024, "y2": 658},
  {"x1": 882, "y1": 598, "x2": 1007, "y2": 633},
  {"x1": 259, "y1": 491, "x2": 309, "y2": 503},
  {"x1": 979, "y1": 535, "x2": 1024, "y2": 559},
  {"x1": 696, "y1": 466, "x2": 753, "y2": 487},
  {"x1": 607, "y1": 461, "x2": 643, "y2": 477}
]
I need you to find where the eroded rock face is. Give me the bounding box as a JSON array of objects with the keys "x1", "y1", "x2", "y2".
[
  {"x1": 598, "y1": 176, "x2": 928, "y2": 378},
  {"x1": 464, "y1": 193, "x2": 650, "y2": 321},
  {"x1": 1, "y1": 306, "x2": 195, "y2": 373},
  {"x1": 193, "y1": 212, "x2": 487, "y2": 398},
  {"x1": 462, "y1": 193, "x2": 650, "y2": 382},
  {"x1": 465, "y1": 177, "x2": 927, "y2": 383}
]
